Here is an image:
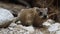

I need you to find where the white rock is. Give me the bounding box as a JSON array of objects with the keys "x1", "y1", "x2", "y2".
[
  {"x1": 43, "y1": 22, "x2": 51, "y2": 27},
  {"x1": 1, "y1": 28, "x2": 9, "y2": 34},
  {"x1": 35, "y1": 31, "x2": 43, "y2": 34},
  {"x1": 9, "y1": 23, "x2": 17, "y2": 27},
  {"x1": 21, "y1": 25, "x2": 35, "y2": 33},
  {"x1": 8, "y1": 27, "x2": 14, "y2": 31},
  {"x1": 34, "y1": 29, "x2": 43, "y2": 34},
  {"x1": 13, "y1": 31, "x2": 20, "y2": 34},
  {"x1": 48, "y1": 23, "x2": 60, "y2": 32},
  {"x1": 0, "y1": 8, "x2": 14, "y2": 27},
  {"x1": 0, "y1": 31, "x2": 3, "y2": 34},
  {"x1": 24, "y1": 31, "x2": 29, "y2": 34},
  {"x1": 20, "y1": 29, "x2": 25, "y2": 32},
  {"x1": 14, "y1": 31, "x2": 21, "y2": 34},
  {"x1": 17, "y1": 25, "x2": 34, "y2": 33},
  {"x1": 43, "y1": 19, "x2": 60, "y2": 34},
  {"x1": 8, "y1": 31, "x2": 13, "y2": 34},
  {"x1": 43, "y1": 19, "x2": 55, "y2": 27},
  {"x1": 56, "y1": 31, "x2": 60, "y2": 34}
]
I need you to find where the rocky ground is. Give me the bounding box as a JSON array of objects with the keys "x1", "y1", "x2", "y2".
[{"x1": 0, "y1": 19, "x2": 60, "y2": 34}]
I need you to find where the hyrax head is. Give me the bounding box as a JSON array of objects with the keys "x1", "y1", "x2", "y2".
[
  {"x1": 32, "y1": 8, "x2": 48, "y2": 27},
  {"x1": 17, "y1": 7, "x2": 48, "y2": 27},
  {"x1": 37, "y1": 8, "x2": 48, "y2": 18}
]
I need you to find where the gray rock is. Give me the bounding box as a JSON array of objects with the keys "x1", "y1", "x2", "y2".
[
  {"x1": 0, "y1": 31, "x2": 3, "y2": 34},
  {"x1": 8, "y1": 31, "x2": 13, "y2": 34},
  {"x1": 1, "y1": 28, "x2": 9, "y2": 34},
  {"x1": 9, "y1": 23, "x2": 17, "y2": 28},
  {"x1": 43, "y1": 19, "x2": 55, "y2": 27},
  {"x1": 0, "y1": 8, "x2": 14, "y2": 27},
  {"x1": 56, "y1": 31, "x2": 60, "y2": 34}
]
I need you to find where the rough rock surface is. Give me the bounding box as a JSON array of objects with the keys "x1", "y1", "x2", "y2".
[
  {"x1": 0, "y1": 19, "x2": 60, "y2": 34},
  {"x1": 0, "y1": 8, "x2": 14, "y2": 27}
]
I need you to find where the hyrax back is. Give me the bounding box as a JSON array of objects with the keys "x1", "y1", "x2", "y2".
[{"x1": 17, "y1": 8, "x2": 37, "y2": 26}]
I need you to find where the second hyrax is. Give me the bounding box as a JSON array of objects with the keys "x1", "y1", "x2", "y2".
[{"x1": 16, "y1": 7, "x2": 48, "y2": 27}]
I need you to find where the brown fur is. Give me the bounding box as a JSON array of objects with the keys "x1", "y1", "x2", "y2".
[
  {"x1": 15, "y1": 7, "x2": 48, "y2": 28},
  {"x1": 33, "y1": 11, "x2": 47, "y2": 28},
  {"x1": 17, "y1": 7, "x2": 38, "y2": 26}
]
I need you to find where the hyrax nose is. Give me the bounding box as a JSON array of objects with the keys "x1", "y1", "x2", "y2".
[{"x1": 43, "y1": 15, "x2": 47, "y2": 19}]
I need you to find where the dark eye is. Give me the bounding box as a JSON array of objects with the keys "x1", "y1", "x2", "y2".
[{"x1": 39, "y1": 12, "x2": 43, "y2": 16}]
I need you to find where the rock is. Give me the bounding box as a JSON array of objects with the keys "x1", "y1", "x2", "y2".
[
  {"x1": 34, "y1": 29, "x2": 43, "y2": 34},
  {"x1": 8, "y1": 31, "x2": 13, "y2": 34},
  {"x1": 43, "y1": 19, "x2": 60, "y2": 32},
  {"x1": 8, "y1": 27, "x2": 14, "y2": 31},
  {"x1": 48, "y1": 23, "x2": 60, "y2": 32},
  {"x1": 22, "y1": 25, "x2": 35, "y2": 33},
  {"x1": 42, "y1": 19, "x2": 60, "y2": 34},
  {"x1": 56, "y1": 31, "x2": 60, "y2": 34},
  {"x1": 0, "y1": 8, "x2": 14, "y2": 28},
  {"x1": 24, "y1": 31, "x2": 30, "y2": 34},
  {"x1": 0, "y1": 30, "x2": 3, "y2": 34},
  {"x1": 9, "y1": 23, "x2": 17, "y2": 28},
  {"x1": 1, "y1": 28, "x2": 9, "y2": 34},
  {"x1": 15, "y1": 25, "x2": 34, "y2": 33},
  {"x1": 43, "y1": 19, "x2": 55, "y2": 27}
]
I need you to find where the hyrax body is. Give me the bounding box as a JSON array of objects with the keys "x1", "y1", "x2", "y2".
[
  {"x1": 16, "y1": 8, "x2": 38, "y2": 26},
  {"x1": 15, "y1": 7, "x2": 48, "y2": 27}
]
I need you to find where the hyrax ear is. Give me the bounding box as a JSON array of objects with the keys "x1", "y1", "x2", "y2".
[
  {"x1": 35, "y1": 8, "x2": 43, "y2": 16},
  {"x1": 36, "y1": 8, "x2": 41, "y2": 13},
  {"x1": 33, "y1": 7, "x2": 41, "y2": 13}
]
